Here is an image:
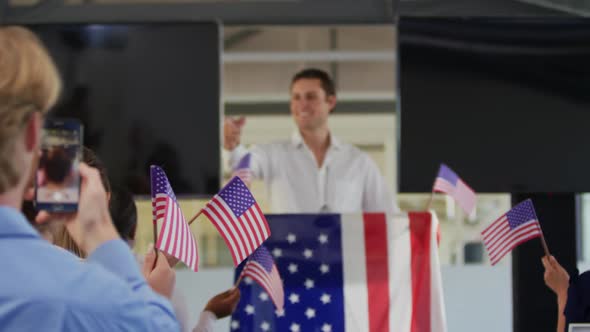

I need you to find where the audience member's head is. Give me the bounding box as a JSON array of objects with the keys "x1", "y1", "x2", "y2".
[
  {"x1": 40, "y1": 146, "x2": 75, "y2": 184},
  {"x1": 53, "y1": 146, "x2": 111, "y2": 257},
  {"x1": 0, "y1": 26, "x2": 61, "y2": 197},
  {"x1": 82, "y1": 146, "x2": 110, "y2": 194},
  {"x1": 109, "y1": 188, "x2": 137, "y2": 243}
]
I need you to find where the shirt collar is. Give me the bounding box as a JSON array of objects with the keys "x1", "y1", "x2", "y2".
[
  {"x1": 0, "y1": 206, "x2": 41, "y2": 238},
  {"x1": 291, "y1": 130, "x2": 343, "y2": 150}
]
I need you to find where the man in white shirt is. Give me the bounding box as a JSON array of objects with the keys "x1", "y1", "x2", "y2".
[{"x1": 224, "y1": 68, "x2": 397, "y2": 214}]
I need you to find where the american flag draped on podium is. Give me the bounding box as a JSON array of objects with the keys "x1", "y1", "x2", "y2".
[
  {"x1": 482, "y1": 199, "x2": 542, "y2": 265},
  {"x1": 231, "y1": 212, "x2": 447, "y2": 332},
  {"x1": 151, "y1": 165, "x2": 199, "y2": 271},
  {"x1": 202, "y1": 176, "x2": 270, "y2": 266},
  {"x1": 433, "y1": 164, "x2": 476, "y2": 215}
]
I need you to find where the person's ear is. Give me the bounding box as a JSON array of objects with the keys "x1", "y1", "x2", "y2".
[
  {"x1": 24, "y1": 112, "x2": 42, "y2": 152},
  {"x1": 327, "y1": 95, "x2": 337, "y2": 113}
]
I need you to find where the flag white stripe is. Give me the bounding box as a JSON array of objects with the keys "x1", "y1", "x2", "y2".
[
  {"x1": 389, "y1": 213, "x2": 413, "y2": 332},
  {"x1": 158, "y1": 198, "x2": 173, "y2": 250},
  {"x1": 488, "y1": 222, "x2": 541, "y2": 263},
  {"x1": 215, "y1": 198, "x2": 254, "y2": 256},
  {"x1": 433, "y1": 179, "x2": 455, "y2": 194},
  {"x1": 243, "y1": 263, "x2": 280, "y2": 302},
  {"x1": 212, "y1": 199, "x2": 248, "y2": 262},
  {"x1": 242, "y1": 209, "x2": 264, "y2": 245},
  {"x1": 188, "y1": 226, "x2": 196, "y2": 270},
  {"x1": 482, "y1": 215, "x2": 507, "y2": 238},
  {"x1": 483, "y1": 222, "x2": 511, "y2": 250},
  {"x1": 179, "y1": 208, "x2": 187, "y2": 262},
  {"x1": 250, "y1": 204, "x2": 270, "y2": 240},
  {"x1": 341, "y1": 213, "x2": 370, "y2": 331},
  {"x1": 490, "y1": 229, "x2": 542, "y2": 265},
  {"x1": 454, "y1": 180, "x2": 476, "y2": 214},
  {"x1": 203, "y1": 204, "x2": 242, "y2": 264},
  {"x1": 169, "y1": 204, "x2": 179, "y2": 255},
  {"x1": 485, "y1": 219, "x2": 537, "y2": 254},
  {"x1": 429, "y1": 213, "x2": 448, "y2": 331}
]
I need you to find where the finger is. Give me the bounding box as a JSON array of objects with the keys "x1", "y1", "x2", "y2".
[
  {"x1": 225, "y1": 287, "x2": 241, "y2": 302},
  {"x1": 163, "y1": 252, "x2": 179, "y2": 267},
  {"x1": 143, "y1": 244, "x2": 156, "y2": 276},
  {"x1": 541, "y1": 256, "x2": 550, "y2": 269},
  {"x1": 549, "y1": 256, "x2": 561, "y2": 269},
  {"x1": 35, "y1": 211, "x2": 71, "y2": 224},
  {"x1": 235, "y1": 116, "x2": 246, "y2": 127},
  {"x1": 23, "y1": 187, "x2": 35, "y2": 201},
  {"x1": 155, "y1": 251, "x2": 171, "y2": 268},
  {"x1": 35, "y1": 211, "x2": 51, "y2": 224}
]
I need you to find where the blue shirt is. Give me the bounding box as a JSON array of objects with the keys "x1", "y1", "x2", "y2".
[{"x1": 0, "y1": 206, "x2": 180, "y2": 331}]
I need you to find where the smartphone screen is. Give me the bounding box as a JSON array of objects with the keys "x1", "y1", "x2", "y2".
[{"x1": 35, "y1": 118, "x2": 83, "y2": 212}]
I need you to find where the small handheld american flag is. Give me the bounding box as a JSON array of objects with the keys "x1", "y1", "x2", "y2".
[
  {"x1": 432, "y1": 164, "x2": 476, "y2": 215},
  {"x1": 151, "y1": 165, "x2": 199, "y2": 271},
  {"x1": 481, "y1": 199, "x2": 543, "y2": 265},
  {"x1": 233, "y1": 153, "x2": 253, "y2": 186},
  {"x1": 239, "y1": 245, "x2": 284, "y2": 311},
  {"x1": 202, "y1": 176, "x2": 270, "y2": 266}
]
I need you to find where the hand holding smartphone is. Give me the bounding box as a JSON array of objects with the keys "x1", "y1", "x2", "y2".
[{"x1": 34, "y1": 118, "x2": 83, "y2": 212}]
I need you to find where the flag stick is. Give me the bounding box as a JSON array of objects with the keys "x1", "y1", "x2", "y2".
[
  {"x1": 540, "y1": 232, "x2": 551, "y2": 257},
  {"x1": 234, "y1": 274, "x2": 244, "y2": 288},
  {"x1": 426, "y1": 191, "x2": 435, "y2": 211},
  {"x1": 188, "y1": 209, "x2": 203, "y2": 226},
  {"x1": 153, "y1": 221, "x2": 158, "y2": 247},
  {"x1": 151, "y1": 221, "x2": 159, "y2": 270},
  {"x1": 425, "y1": 166, "x2": 440, "y2": 211}
]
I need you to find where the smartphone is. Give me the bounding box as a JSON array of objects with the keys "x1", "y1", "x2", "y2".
[{"x1": 34, "y1": 118, "x2": 83, "y2": 212}]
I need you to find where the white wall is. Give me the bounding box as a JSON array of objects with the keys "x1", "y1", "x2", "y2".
[{"x1": 176, "y1": 265, "x2": 512, "y2": 332}]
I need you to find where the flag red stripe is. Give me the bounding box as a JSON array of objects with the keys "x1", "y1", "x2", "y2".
[
  {"x1": 243, "y1": 264, "x2": 279, "y2": 302},
  {"x1": 203, "y1": 206, "x2": 240, "y2": 266},
  {"x1": 482, "y1": 214, "x2": 508, "y2": 239},
  {"x1": 363, "y1": 213, "x2": 390, "y2": 332},
  {"x1": 170, "y1": 204, "x2": 179, "y2": 255},
  {"x1": 409, "y1": 212, "x2": 432, "y2": 332},
  {"x1": 490, "y1": 232, "x2": 542, "y2": 265},
  {"x1": 433, "y1": 179, "x2": 454, "y2": 194},
  {"x1": 180, "y1": 209, "x2": 186, "y2": 264},
  {"x1": 242, "y1": 262, "x2": 284, "y2": 310},
  {"x1": 203, "y1": 205, "x2": 240, "y2": 265},
  {"x1": 216, "y1": 198, "x2": 254, "y2": 256},
  {"x1": 238, "y1": 211, "x2": 258, "y2": 254},
  {"x1": 485, "y1": 220, "x2": 538, "y2": 255},
  {"x1": 488, "y1": 223, "x2": 542, "y2": 264},
  {"x1": 253, "y1": 203, "x2": 271, "y2": 239},
  {"x1": 483, "y1": 222, "x2": 510, "y2": 250},
  {"x1": 242, "y1": 209, "x2": 264, "y2": 246},
  {"x1": 213, "y1": 198, "x2": 249, "y2": 262},
  {"x1": 163, "y1": 199, "x2": 175, "y2": 252},
  {"x1": 186, "y1": 223, "x2": 198, "y2": 271}
]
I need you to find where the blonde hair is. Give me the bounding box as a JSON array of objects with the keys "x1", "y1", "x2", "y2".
[
  {"x1": 54, "y1": 225, "x2": 86, "y2": 258},
  {"x1": 0, "y1": 26, "x2": 61, "y2": 193}
]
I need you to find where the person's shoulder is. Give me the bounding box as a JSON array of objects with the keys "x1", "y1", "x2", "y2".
[
  {"x1": 252, "y1": 139, "x2": 294, "y2": 154},
  {"x1": 574, "y1": 269, "x2": 590, "y2": 286},
  {"x1": 336, "y1": 141, "x2": 375, "y2": 164},
  {"x1": 0, "y1": 240, "x2": 128, "y2": 305}
]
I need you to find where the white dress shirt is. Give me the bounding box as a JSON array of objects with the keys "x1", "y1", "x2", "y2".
[{"x1": 228, "y1": 131, "x2": 397, "y2": 214}]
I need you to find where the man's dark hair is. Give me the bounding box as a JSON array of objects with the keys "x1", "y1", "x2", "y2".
[
  {"x1": 42, "y1": 147, "x2": 74, "y2": 183},
  {"x1": 109, "y1": 187, "x2": 137, "y2": 241},
  {"x1": 291, "y1": 68, "x2": 336, "y2": 97},
  {"x1": 82, "y1": 146, "x2": 110, "y2": 194}
]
